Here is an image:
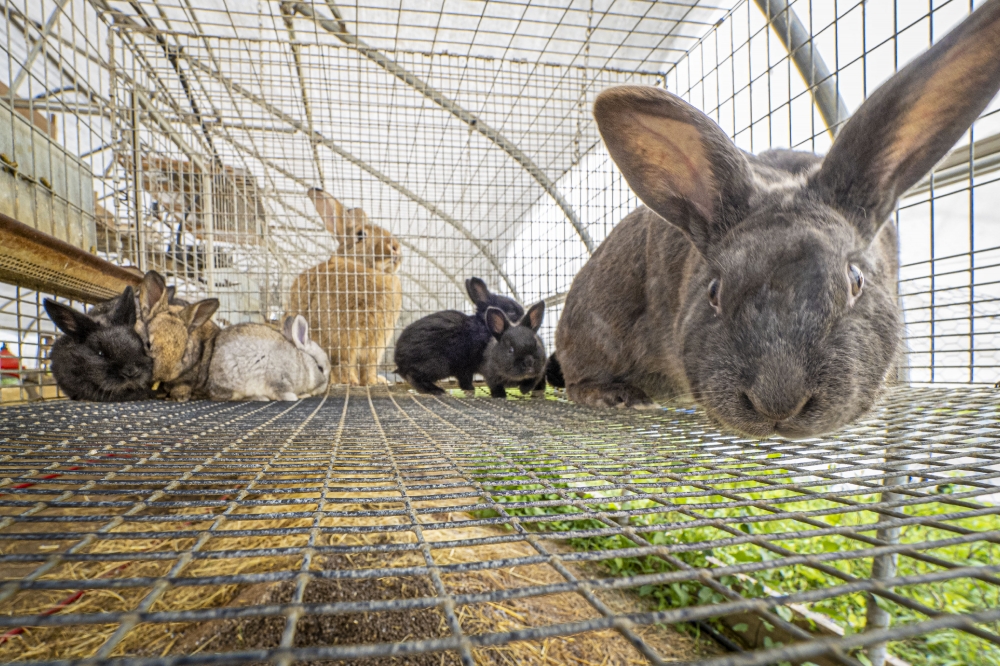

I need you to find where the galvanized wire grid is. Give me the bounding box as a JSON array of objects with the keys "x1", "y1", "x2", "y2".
[{"x1": 1, "y1": 386, "x2": 998, "y2": 666}]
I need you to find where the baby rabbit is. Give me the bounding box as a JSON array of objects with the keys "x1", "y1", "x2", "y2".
[
  {"x1": 394, "y1": 277, "x2": 524, "y2": 395},
  {"x1": 137, "y1": 271, "x2": 220, "y2": 401},
  {"x1": 208, "y1": 315, "x2": 330, "y2": 401},
  {"x1": 482, "y1": 302, "x2": 546, "y2": 398},
  {"x1": 554, "y1": 1, "x2": 1000, "y2": 437},
  {"x1": 287, "y1": 188, "x2": 402, "y2": 386},
  {"x1": 43, "y1": 287, "x2": 153, "y2": 401}
]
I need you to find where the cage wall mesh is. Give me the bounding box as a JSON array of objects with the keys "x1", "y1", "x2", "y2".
[{"x1": 0, "y1": 1, "x2": 999, "y2": 665}]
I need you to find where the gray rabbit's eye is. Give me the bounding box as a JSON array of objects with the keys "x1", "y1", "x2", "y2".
[
  {"x1": 509, "y1": 346, "x2": 515, "y2": 355},
  {"x1": 708, "y1": 278, "x2": 721, "y2": 313},
  {"x1": 848, "y1": 264, "x2": 865, "y2": 299},
  {"x1": 96, "y1": 349, "x2": 104, "y2": 357}
]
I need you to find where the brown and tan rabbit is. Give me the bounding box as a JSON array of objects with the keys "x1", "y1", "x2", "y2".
[
  {"x1": 553, "y1": 0, "x2": 1000, "y2": 439},
  {"x1": 287, "y1": 188, "x2": 402, "y2": 386},
  {"x1": 138, "y1": 271, "x2": 220, "y2": 401}
]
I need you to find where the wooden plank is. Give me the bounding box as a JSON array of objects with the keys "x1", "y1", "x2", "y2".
[{"x1": 0, "y1": 210, "x2": 140, "y2": 302}]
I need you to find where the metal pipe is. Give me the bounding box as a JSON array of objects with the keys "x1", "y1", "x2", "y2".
[
  {"x1": 280, "y1": 5, "x2": 327, "y2": 191},
  {"x1": 129, "y1": 92, "x2": 146, "y2": 272},
  {"x1": 287, "y1": 0, "x2": 595, "y2": 255},
  {"x1": 865, "y1": 446, "x2": 906, "y2": 666},
  {"x1": 10, "y1": 0, "x2": 73, "y2": 94},
  {"x1": 754, "y1": 0, "x2": 849, "y2": 138}
]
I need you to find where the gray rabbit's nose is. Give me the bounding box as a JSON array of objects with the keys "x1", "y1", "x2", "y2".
[{"x1": 742, "y1": 389, "x2": 811, "y2": 423}]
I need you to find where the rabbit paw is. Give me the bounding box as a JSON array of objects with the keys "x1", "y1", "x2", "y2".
[
  {"x1": 168, "y1": 385, "x2": 192, "y2": 402},
  {"x1": 279, "y1": 392, "x2": 298, "y2": 401},
  {"x1": 569, "y1": 381, "x2": 651, "y2": 409}
]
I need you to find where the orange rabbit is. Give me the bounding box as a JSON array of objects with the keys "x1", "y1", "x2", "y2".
[{"x1": 287, "y1": 188, "x2": 402, "y2": 385}]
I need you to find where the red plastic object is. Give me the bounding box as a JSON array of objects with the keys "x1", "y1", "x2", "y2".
[{"x1": 0, "y1": 343, "x2": 19, "y2": 380}]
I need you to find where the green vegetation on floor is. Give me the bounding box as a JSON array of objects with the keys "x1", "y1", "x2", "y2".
[{"x1": 471, "y1": 462, "x2": 1000, "y2": 666}]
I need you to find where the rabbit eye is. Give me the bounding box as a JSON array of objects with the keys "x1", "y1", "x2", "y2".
[
  {"x1": 708, "y1": 278, "x2": 721, "y2": 313},
  {"x1": 96, "y1": 349, "x2": 104, "y2": 357},
  {"x1": 848, "y1": 264, "x2": 865, "y2": 300},
  {"x1": 356, "y1": 229, "x2": 366, "y2": 240},
  {"x1": 508, "y1": 346, "x2": 515, "y2": 355}
]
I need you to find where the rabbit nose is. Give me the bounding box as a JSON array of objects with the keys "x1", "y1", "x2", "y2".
[
  {"x1": 742, "y1": 389, "x2": 811, "y2": 423},
  {"x1": 122, "y1": 366, "x2": 142, "y2": 380}
]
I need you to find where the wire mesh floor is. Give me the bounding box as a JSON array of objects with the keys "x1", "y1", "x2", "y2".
[{"x1": 1, "y1": 386, "x2": 999, "y2": 666}]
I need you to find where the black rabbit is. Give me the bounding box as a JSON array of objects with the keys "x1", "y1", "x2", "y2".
[
  {"x1": 481, "y1": 301, "x2": 546, "y2": 399},
  {"x1": 394, "y1": 278, "x2": 524, "y2": 394},
  {"x1": 43, "y1": 287, "x2": 154, "y2": 401}
]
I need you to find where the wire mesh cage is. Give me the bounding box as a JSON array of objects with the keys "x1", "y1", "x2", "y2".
[{"x1": 1, "y1": 0, "x2": 1000, "y2": 665}]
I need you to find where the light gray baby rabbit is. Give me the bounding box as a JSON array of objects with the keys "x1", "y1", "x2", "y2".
[{"x1": 208, "y1": 315, "x2": 330, "y2": 401}]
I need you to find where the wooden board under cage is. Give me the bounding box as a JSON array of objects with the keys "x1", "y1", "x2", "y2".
[{"x1": 117, "y1": 153, "x2": 268, "y2": 246}]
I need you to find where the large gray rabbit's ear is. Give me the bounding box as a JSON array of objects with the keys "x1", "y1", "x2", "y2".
[
  {"x1": 594, "y1": 85, "x2": 753, "y2": 253},
  {"x1": 466, "y1": 277, "x2": 490, "y2": 306},
  {"x1": 307, "y1": 187, "x2": 347, "y2": 237},
  {"x1": 812, "y1": 0, "x2": 1000, "y2": 241}
]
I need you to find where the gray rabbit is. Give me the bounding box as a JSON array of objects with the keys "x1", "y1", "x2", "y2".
[
  {"x1": 554, "y1": 1, "x2": 1000, "y2": 438},
  {"x1": 208, "y1": 315, "x2": 330, "y2": 401}
]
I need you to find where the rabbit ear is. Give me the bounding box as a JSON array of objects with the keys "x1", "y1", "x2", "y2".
[
  {"x1": 307, "y1": 187, "x2": 347, "y2": 236},
  {"x1": 182, "y1": 299, "x2": 219, "y2": 331},
  {"x1": 109, "y1": 286, "x2": 138, "y2": 328},
  {"x1": 43, "y1": 300, "x2": 97, "y2": 340},
  {"x1": 594, "y1": 85, "x2": 753, "y2": 253},
  {"x1": 485, "y1": 307, "x2": 509, "y2": 340},
  {"x1": 466, "y1": 277, "x2": 490, "y2": 306},
  {"x1": 139, "y1": 271, "x2": 169, "y2": 320},
  {"x1": 521, "y1": 301, "x2": 545, "y2": 332},
  {"x1": 812, "y1": 1, "x2": 1000, "y2": 240},
  {"x1": 166, "y1": 286, "x2": 176, "y2": 301},
  {"x1": 288, "y1": 315, "x2": 310, "y2": 349}
]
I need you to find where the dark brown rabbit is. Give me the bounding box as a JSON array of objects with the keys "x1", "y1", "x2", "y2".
[{"x1": 555, "y1": 1, "x2": 1000, "y2": 438}]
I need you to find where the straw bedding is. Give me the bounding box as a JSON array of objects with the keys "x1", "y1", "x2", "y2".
[{"x1": 1, "y1": 497, "x2": 721, "y2": 665}]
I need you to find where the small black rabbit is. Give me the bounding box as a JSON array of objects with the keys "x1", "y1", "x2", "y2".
[
  {"x1": 43, "y1": 287, "x2": 154, "y2": 402},
  {"x1": 394, "y1": 278, "x2": 524, "y2": 394},
  {"x1": 482, "y1": 301, "x2": 546, "y2": 398}
]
